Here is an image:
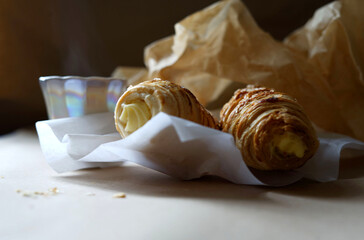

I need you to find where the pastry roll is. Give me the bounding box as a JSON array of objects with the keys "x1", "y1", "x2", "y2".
[
  {"x1": 115, "y1": 79, "x2": 219, "y2": 138},
  {"x1": 220, "y1": 85, "x2": 319, "y2": 171}
]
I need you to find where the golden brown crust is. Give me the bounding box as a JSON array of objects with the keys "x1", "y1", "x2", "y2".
[
  {"x1": 115, "y1": 79, "x2": 219, "y2": 137},
  {"x1": 220, "y1": 85, "x2": 319, "y2": 170}
]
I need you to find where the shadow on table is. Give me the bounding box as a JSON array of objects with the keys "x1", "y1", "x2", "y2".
[
  {"x1": 56, "y1": 156, "x2": 364, "y2": 202},
  {"x1": 339, "y1": 156, "x2": 364, "y2": 180},
  {"x1": 265, "y1": 155, "x2": 364, "y2": 199},
  {"x1": 57, "y1": 165, "x2": 272, "y2": 203}
]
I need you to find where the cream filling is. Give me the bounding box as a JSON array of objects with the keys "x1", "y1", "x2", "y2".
[
  {"x1": 272, "y1": 132, "x2": 306, "y2": 158},
  {"x1": 119, "y1": 101, "x2": 151, "y2": 134}
]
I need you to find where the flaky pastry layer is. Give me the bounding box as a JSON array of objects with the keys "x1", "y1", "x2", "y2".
[
  {"x1": 115, "y1": 79, "x2": 219, "y2": 138},
  {"x1": 220, "y1": 85, "x2": 319, "y2": 170}
]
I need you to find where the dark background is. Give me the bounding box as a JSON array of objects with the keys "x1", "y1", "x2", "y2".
[{"x1": 0, "y1": 0, "x2": 332, "y2": 134}]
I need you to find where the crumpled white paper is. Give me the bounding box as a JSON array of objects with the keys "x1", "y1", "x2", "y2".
[{"x1": 36, "y1": 113, "x2": 364, "y2": 186}]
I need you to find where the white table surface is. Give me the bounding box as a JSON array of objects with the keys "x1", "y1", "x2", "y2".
[{"x1": 1, "y1": 128, "x2": 364, "y2": 240}]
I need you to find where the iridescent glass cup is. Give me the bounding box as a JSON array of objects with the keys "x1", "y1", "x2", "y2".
[{"x1": 39, "y1": 76, "x2": 128, "y2": 119}]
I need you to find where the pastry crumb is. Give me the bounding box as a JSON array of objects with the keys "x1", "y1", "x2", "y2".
[
  {"x1": 86, "y1": 192, "x2": 95, "y2": 196},
  {"x1": 34, "y1": 191, "x2": 46, "y2": 195},
  {"x1": 15, "y1": 187, "x2": 60, "y2": 198},
  {"x1": 0, "y1": 176, "x2": 4, "y2": 179},
  {"x1": 112, "y1": 192, "x2": 126, "y2": 198},
  {"x1": 22, "y1": 191, "x2": 33, "y2": 197},
  {"x1": 49, "y1": 187, "x2": 59, "y2": 194}
]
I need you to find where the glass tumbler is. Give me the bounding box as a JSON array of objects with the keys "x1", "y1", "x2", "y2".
[{"x1": 39, "y1": 76, "x2": 128, "y2": 119}]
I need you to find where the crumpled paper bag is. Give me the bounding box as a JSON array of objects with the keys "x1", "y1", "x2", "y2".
[
  {"x1": 114, "y1": 0, "x2": 364, "y2": 141},
  {"x1": 112, "y1": 66, "x2": 147, "y2": 86},
  {"x1": 36, "y1": 112, "x2": 364, "y2": 186},
  {"x1": 284, "y1": 0, "x2": 364, "y2": 142}
]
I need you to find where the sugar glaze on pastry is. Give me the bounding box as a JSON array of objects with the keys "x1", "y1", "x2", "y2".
[
  {"x1": 220, "y1": 85, "x2": 319, "y2": 171},
  {"x1": 115, "y1": 79, "x2": 219, "y2": 138}
]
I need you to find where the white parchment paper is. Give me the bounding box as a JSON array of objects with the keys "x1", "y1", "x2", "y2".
[{"x1": 36, "y1": 113, "x2": 364, "y2": 186}]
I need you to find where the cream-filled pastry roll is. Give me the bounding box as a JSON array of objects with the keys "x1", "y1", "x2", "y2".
[
  {"x1": 220, "y1": 85, "x2": 319, "y2": 171},
  {"x1": 115, "y1": 79, "x2": 219, "y2": 138}
]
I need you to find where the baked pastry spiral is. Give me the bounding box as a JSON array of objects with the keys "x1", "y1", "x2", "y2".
[
  {"x1": 220, "y1": 85, "x2": 319, "y2": 171},
  {"x1": 115, "y1": 79, "x2": 219, "y2": 138}
]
